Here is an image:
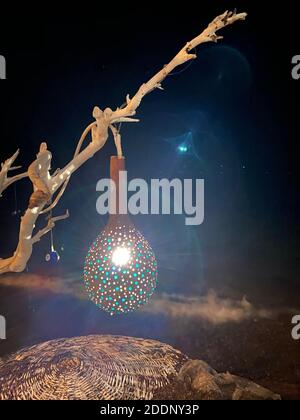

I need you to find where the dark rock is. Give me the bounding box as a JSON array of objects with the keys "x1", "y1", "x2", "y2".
[{"x1": 157, "y1": 360, "x2": 281, "y2": 400}]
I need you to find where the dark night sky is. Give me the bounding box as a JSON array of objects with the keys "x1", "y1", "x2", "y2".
[{"x1": 0, "y1": 1, "x2": 299, "y2": 302}]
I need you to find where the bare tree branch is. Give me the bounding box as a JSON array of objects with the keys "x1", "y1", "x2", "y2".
[
  {"x1": 0, "y1": 120, "x2": 110, "y2": 274},
  {"x1": 109, "y1": 10, "x2": 247, "y2": 124},
  {"x1": 0, "y1": 150, "x2": 28, "y2": 196},
  {"x1": 32, "y1": 210, "x2": 70, "y2": 244},
  {"x1": 0, "y1": 10, "x2": 247, "y2": 274}
]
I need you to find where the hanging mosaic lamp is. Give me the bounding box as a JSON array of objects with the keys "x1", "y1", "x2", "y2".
[{"x1": 84, "y1": 156, "x2": 158, "y2": 315}]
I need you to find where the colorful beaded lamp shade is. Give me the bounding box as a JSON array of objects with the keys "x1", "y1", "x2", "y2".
[{"x1": 84, "y1": 157, "x2": 158, "y2": 315}]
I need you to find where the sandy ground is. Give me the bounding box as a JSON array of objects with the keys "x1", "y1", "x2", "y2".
[{"x1": 0, "y1": 274, "x2": 299, "y2": 400}]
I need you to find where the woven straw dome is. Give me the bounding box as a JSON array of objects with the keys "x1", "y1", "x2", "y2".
[{"x1": 0, "y1": 335, "x2": 187, "y2": 400}]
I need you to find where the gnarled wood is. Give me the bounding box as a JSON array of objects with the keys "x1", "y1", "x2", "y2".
[
  {"x1": 0, "y1": 10, "x2": 247, "y2": 274},
  {"x1": 0, "y1": 150, "x2": 27, "y2": 197}
]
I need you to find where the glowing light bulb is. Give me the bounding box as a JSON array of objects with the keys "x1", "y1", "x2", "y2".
[{"x1": 112, "y1": 247, "x2": 131, "y2": 266}]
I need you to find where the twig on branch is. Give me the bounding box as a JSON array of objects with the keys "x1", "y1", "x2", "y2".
[
  {"x1": 110, "y1": 125, "x2": 123, "y2": 158},
  {"x1": 32, "y1": 210, "x2": 70, "y2": 244},
  {"x1": 0, "y1": 150, "x2": 28, "y2": 196},
  {"x1": 40, "y1": 123, "x2": 97, "y2": 216}
]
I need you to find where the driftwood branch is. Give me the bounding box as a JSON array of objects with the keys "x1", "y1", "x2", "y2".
[
  {"x1": 110, "y1": 125, "x2": 123, "y2": 158},
  {"x1": 110, "y1": 10, "x2": 247, "y2": 124},
  {"x1": 0, "y1": 150, "x2": 28, "y2": 196},
  {"x1": 32, "y1": 211, "x2": 70, "y2": 244},
  {"x1": 0, "y1": 10, "x2": 247, "y2": 274},
  {"x1": 0, "y1": 122, "x2": 110, "y2": 273}
]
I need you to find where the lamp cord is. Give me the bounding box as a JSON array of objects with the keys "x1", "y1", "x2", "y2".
[{"x1": 13, "y1": 183, "x2": 18, "y2": 215}]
